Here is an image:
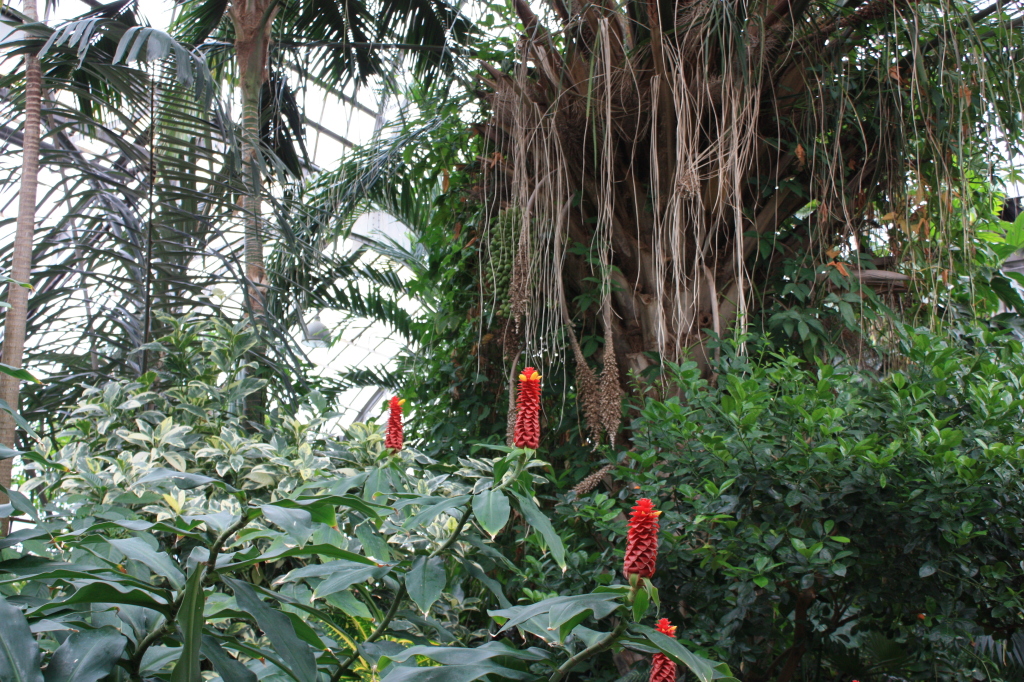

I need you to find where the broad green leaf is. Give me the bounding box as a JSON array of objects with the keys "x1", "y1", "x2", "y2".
[
  {"x1": 638, "y1": 625, "x2": 716, "y2": 682},
  {"x1": 0, "y1": 363, "x2": 40, "y2": 383},
  {"x1": 135, "y1": 469, "x2": 236, "y2": 492},
  {"x1": 473, "y1": 489, "x2": 511, "y2": 537},
  {"x1": 261, "y1": 505, "x2": 313, "y2": 545},
  {"x1": 224, "y1": 543, "x2": 376, "y2": 571},
  {"x1": 0, "y1": 487, "x2": 38, "y2": 521},
  {"x1": 463, "y1": 560, "x2": 512, "y2": 609},
  {"x1": 489, "y1": 593, "x2": 620, "y2": 636},
  {"x1": 276, "y1": 559, "x2": 391, "y2": 599},
  {"x1": 140, "y1": 646, "x2": 181, "y2": 674},
  {"x1": 355, "y1": 522, "x2": 391, "y2": 561},
  {"x1": 380, "y1": 663, "x2": 534, "y2": 682},
  {"x1": 0, "y1": 527, "x2": 47, "y2": 550},
  {"x1": 60, "y1": 582, "x2": 172, "y2": 616},
  {"x1": 324, "y1": 590, "x2": 372, "y2": 619},
  {"x1": 0, "y1": 444, "x2": 23, "y2": 460},
  {"x1": 170, "y1": 569, "x2": 206, "y2": 682},
  {"x1": 381, "y1": 642, "x2": 551, "y2": 666},
  {"x1": 632, "y1": 584, "x2": 650, "y2": 621},
  {"x1": 224, "y1": 578, "x2": 317, "y2": 682},
  {"x1": 109, "y1": 538, "x2": 185, "y2": 590},
  {"x1": 200, "y1": 637, "x2": 257, "y2": 682},
  {"x1": 402, "y1": 495, "x2": 471, "y2": 530},
  {"x1": 509, "y1": 491, "x2": 566, "y2": 570},
  {"x1": 0, "y1": 399, "x2": 37, "y2": 438},
  {"x1": 407, "y1": 556, "x2": 446, "y2": 614},
  {"x1": 275, "y1": 494, "x2": 385, "y2": 520},
  {"x1": 0, "y1": 594, "x2": 44, "y2": 682},
  {"x1": 43, "y1": 627, "x2": 126, "y2": 682}
]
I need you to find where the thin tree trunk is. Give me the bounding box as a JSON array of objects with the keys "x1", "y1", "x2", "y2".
[
  {"x1": 0, "y1": 0, "x2": 42, "y2": 537},
  {"x1": 230, "y1": 0, "x2": 277, "y2": 425}
]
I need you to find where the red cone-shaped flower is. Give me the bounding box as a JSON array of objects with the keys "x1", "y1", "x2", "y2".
[
  {"x1": 513, "y1": 367, "x2": 541, "y2": 449},
  {"x1": 385, "y1": 397, "x2": 405, "y2": 451},
  {"x1": 624, "y1": 498, "x2": 660, "y2": 579},
  {"x1": 650, "y1": 619, "x2": 678, "y2": 682}
]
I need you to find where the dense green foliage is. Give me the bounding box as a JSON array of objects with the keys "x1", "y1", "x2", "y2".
[
  {"x1": 0, "y1": 316, "x2": 727, "y2": 681},
  {"x1": 564, "y1": 327, "x2": 1024, "y2": 681}
]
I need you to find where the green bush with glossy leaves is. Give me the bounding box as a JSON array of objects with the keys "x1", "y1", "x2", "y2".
[{"x1": 575, "y1": 325, "x2": 1024, "y2": 682}]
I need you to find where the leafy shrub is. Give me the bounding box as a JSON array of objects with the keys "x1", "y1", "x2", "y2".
[
  {"x1": 0, "y1": 316, "x2": 729, "y2": 681},
  {"x1": 580, "y1": 326, "x2": 1024, "y2": 681}
]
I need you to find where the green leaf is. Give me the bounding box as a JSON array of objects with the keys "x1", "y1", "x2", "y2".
[
  {"x1": 0, "y1": 363, "x2": 40, "y2": 383},
  {"x1": 355, "y1": 522, "x2": 390, "y2": 561},
  {"x1": 380, "y1": 663, "x2": 534, "y2": 682},
  {"x1": 200, "y1": 637, "x2": 257, "y2": 682},
  {"x1": 402, "y1": 495, "x2": 471, "y2": 530},
  {"x1": 0, "y1": 400, "x2": 37, "y2": 439},
  {"x1": 261, "y1": 505, "x2": 313, "y2": 545},
  {"x1": 380, "y1": 641, "x2": 551, "y2": 667},
  {"x1": 0, "y1": 486, "x2": 38, "y2": 521},
  {"x1": 324, "y1": 590, "x2": 372, "y2": 619},
  {"x1": 43, "y1": 627, "x2": 126, "y2": 682},
  {"x1": 223, "y1": 578, "x2": 317, "y2": 682},
  {"x1": 0, "y1": 445, "x2": 23, "y2": 460},
  {"x1": 170, "y1": 569, "x2": 206, "y2": 682},
  {"x1": 135, "y1": 469, "x2": 236, "y2": 492},
  {"x1": 463, "y1": 560, "x2": 512, "y2": 609},
  {"x1": 275, "y1": 494, "x2": 385, "y2": 521},
  {"x1": 226, "y1": 543, "x2": 377, "y2": 571},
  {"x1": 489, "y1": 593, "x2": 620, "y2": 637},
  {"x1": 277, "y1": 559, "x2": 391, "y2": 599},
  {"x1": 407, "y1": 556, "x2": 446, "y2": 614},
  {"x1": 60, "y1": 582, "x2": 172, "y2": 616},
  {"x1": 637, "y1": 625, "x2": 715, "y2": 682},
  {"x1": 0, "y1": 594, "x2": 44, "y2": 682},
  {"x1": 473, "y1": 489, "x2": 511, "y2": 537},
  {"x1": 632, "y1": 585, "x2": 650, "y2": 622},
  {"x1": 109, "y1": 538, "x2": 186, "y2": 590},
  {"x1": 509, "y1": 491, "x2": 566, "y2": 570},
  {"x1": 919, "y1": 562, "x2": 938, "y2": 578}
]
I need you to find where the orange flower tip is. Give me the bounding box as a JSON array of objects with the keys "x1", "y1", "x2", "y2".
[
  {"x1": 398, "y1": 398, "x2": 406, "y2": 405},
  {"x1": 518, "y1": 373, "x2": 527, "y2": 381},
  {"x1": 653, "y1": 510, "x2": 663, "y2": 517}
]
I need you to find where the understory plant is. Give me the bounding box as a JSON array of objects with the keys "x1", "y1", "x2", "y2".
[
  {"x1": 0, "y1": 317, "x2": 731, "y2": 681},
  {"x1": 570, "y1": 325, "x2": 1024, "y2": 681}
]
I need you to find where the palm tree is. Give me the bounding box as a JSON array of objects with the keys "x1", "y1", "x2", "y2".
[
  {"x1": 169, "y1": 0, "x2": 472, "y2": 420},
  {"x1": 0, "y1": 0, "x2": 472, "y2": 439},
  {"x1": 0, "y1": 0, "x2": 43, "y2": 536}
]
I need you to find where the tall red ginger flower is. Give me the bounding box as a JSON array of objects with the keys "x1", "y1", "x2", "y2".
[
  {"x1": 513, "y1": 367, "x2": 541, "y2": 449},
  {"x1": 650, "y1": 618, "x2": 678, "y2": 682},
  {"x1": 385, "y1": 397, "x2": 405, "y2": 451},
  {"x1": 624, "y1": 498, "x2": 660, "y2": 578}
]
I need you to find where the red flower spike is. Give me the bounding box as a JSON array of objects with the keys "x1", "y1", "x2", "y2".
[
  {"x1": 624, "y1": 498, "x2": 660, "y2": 579},
  {"x1": 650, "y1": 618, "x2": 678, "y2": 682},
  {"x1": 513, "y1": 367, "x2": 542, "y2": 449},
  {"x1": 385, "y1": 397, "x2": 405, "y2": 451}
]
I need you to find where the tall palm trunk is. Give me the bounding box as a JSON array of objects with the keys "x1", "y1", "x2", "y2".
[
  {"x1": 230, "y1": 0, "x2": 277, "y2": 423},
  {"x1": 0, "y1": 0, "x2": 43, "y2": 537}
]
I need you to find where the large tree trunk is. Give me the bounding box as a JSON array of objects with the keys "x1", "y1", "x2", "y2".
[
  {"x1": 479, "y1": 0, "x2": 932, "y2": 446},
  {"x1": 0, "y1": 0, "x2": 43, "y2": 537},
  {"x1": 230, "y1": 0, "x2": 277, "y2": 424}
]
